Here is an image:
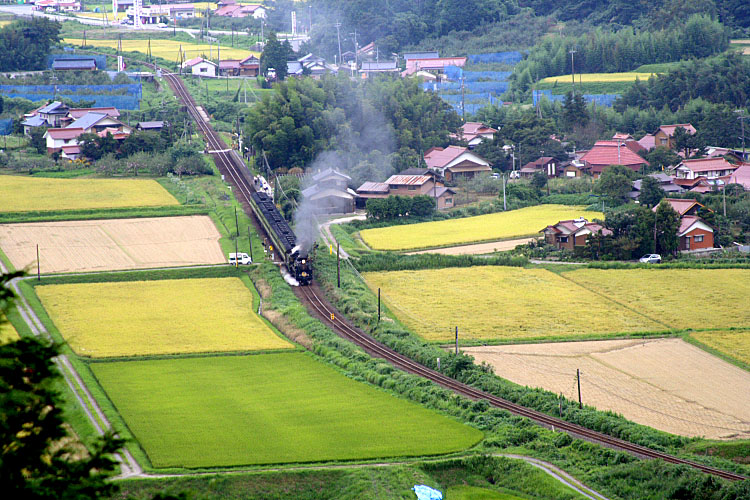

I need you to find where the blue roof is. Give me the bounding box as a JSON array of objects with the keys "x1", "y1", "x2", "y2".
[
  {"x1": 403, "y1": 51, "x2": 439, "y2": 60},
  {"x1": 69, "y1": 112, "x2": 107, "y2": 130},
  {"x1": 38, "y1": 101, "x2": 65, "y2": 114},
  {"x1": 22, "y1": 115, "x2": 45, "y2": 127}
]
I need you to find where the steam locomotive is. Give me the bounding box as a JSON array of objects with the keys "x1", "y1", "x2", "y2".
[{"x1": 249, "y1": 190, "x2": 313, "y2": 285}]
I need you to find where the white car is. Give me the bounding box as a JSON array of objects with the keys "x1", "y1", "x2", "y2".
[
  {"x1": 639, "y1": 254, "x2": 661, "y2": 264},
  {"x1": 228, "y1": 252, "x2": 252, "y2": 265}
]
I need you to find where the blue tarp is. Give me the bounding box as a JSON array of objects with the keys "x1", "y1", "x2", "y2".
[
  {"x1": 0, "y1": 93, "x2": 140, "y2": 110},
  {"x1": 47, "y1": 54, "x2": 107, "y2": 70},
  {"x1": 0, "y1": 119, "x2": 12, "y2": 136},
  {"x1": 532, "y1": 89, "x2": 620, "y2": 107},
  {"x1": 413, "y1": 485, "x2": 443, "y2": 500},
  {"x1": 468, "y1": 51, "x2": 524, "y2": 65},
  {"x1": 0, "y1": 84, "x2": 141, "y2": 97}
]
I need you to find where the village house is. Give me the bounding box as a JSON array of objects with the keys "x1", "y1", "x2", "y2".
[
  {"x1": 36, "y1": 101, "x2": 69, "y2": 128},
  {"x1": 402, "y1": 57, "x2": 467, "y2": 77},
  {"x1": 51, "y1": 58, "x2": 96, "y2": 71},
  {"x1": 579, "y1": 140, "x2": 650, "y2": 177},
  {"x1": 182, "y1": 58, "x2": 217, "y2": 77},
  {"x1": 629, "y1": 172, "x2": 685, "y2": 200},
  {"x1": 239, "y1": 56, "x2": 260, "y2": 77},
  {"x1": 360, "y1": 61, "x2": 399, "y2": 78},
  {"x1": 424, "y1": 145, "x2": 491, "y2": 182},
  {"x1": 520, "y1": 157, "x2": 559, "y2": 178},
  {"x1": 728, "y1": 163, "x2": 750, "y2": 191},
  {"x1": 35, "y1": 0, "x2": 80, "y2": 12},
  {"x1": 43, "y1": 128, "x2": 85, "y2": 154},
  {"x1": 451, "y1": 122, "x2": 497, "y2": 148},
  {"x1": 637, "y1": 133, "x2": 656, "y2": 151},
  {"x1": 213, "y1": 1, "x2": 266, "y2": 18},
  {"x1": 136, "y1": 121, "x2": 165, "y2": 132},
  {"x1": 356, "y1": 174, "x2": 456, "y2": 210},
  {"x1": 540, "y1": 218, "x2": 612, "y2": 251},
  {"x1": 68, "y1": 112, "x2": 132, "y2": 135},
  {"x1": 219, "y1": 60, "x2": 241, "y2": 77},
  {"x1": 301, "y1": 168, "x2": 355, "y2": 214},
  {"x1": 653, "y1": 198, "x2": 715, "y2": 251},
  {"x1": 674, "y1": 157, "x2": 738, "y2": 180},
  {"x1": 654, "y1": 124, "x2": 697, "y2": 149}
]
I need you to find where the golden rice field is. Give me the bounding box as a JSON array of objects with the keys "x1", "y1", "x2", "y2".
[
  {"x1": 37, "y1": 278, "x2": 293, "y2": 357},
  {"x1": 364, "y1": 267, "x2": 662, "y2": 341},
  {"x1": 539, "y1": 72, "x2": 656, "y2": 84},
  {"x1": 465, "y1": 338, "x2": 750, "y2": 440},
  {"x1": 0, "y1": 314, "x2": 19, "y2": 344},
  {"x1": 64, "y1": 38, "x2": 257, "y2": 62},
  {"x1": 565, "y1": 269, "x2": 750, "y2": 330},
  {"x1": 0, "y1": 176, "x2": 178, "y2": 212},
  {"x1": 359, "y1": 205, "x2": 602, "y2": 251},
  {"x1": 690, "y1": 329, "x2": 750, "y2": 367}
]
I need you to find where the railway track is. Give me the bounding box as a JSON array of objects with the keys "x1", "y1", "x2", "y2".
[{"x1": 159, "y1": 67, "x2": 745, "y2": 482}]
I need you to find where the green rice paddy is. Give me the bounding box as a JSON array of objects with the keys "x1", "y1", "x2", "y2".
[{"x1": 92, "y1": 352, "x2": 482, "y2": 468}]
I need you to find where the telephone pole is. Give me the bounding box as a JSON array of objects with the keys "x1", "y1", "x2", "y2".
[{"x1": 335, "y1": 22, "x2": 343, "y2": 69}]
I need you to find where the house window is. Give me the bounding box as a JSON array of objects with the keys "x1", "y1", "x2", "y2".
[
  {"x1": 559, "y1": 236, "x2": 568, "y2": 243},
  {"x1": 694, "y1": 235, "x2": 704, "y2": 243},
  {"x1": 660, "y1": 138, "x2": 667, "y2": 145},
  {"x1": 408, "y1": 185, "x2": 417, "y2": 191},
  {"x1": 200, "y1": 67, "x2": 207, "y2": 73},
  {"x1": 444, "y1": 197, "x2": 453, "y2": 206}
]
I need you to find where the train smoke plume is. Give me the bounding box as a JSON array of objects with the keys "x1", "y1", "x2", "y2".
[{"x1": 293, "y1": 93, "x2": 396, "y2": 253}]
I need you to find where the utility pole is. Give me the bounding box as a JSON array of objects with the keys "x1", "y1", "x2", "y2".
[
  {"x1": 577, "y1": 369, "x2": 582, "y2": 409},
  {"x1": 502, "y1": 173, "x2": 507, "y2": 210},
  {"x1": 461, "y1": 72, "x2": 465, "y2": 121},
  {"x1": 308, "y1": 5, "x2": 312, "y2": 33},
  {"x1": 336, "y1": 242, "x2": 340, "y2": 288},
  {"x1": 569, "y1": 49, "x2": 576, "y2": 95},
  {"x1": 737, "y1": 109, "x2": 748, "y2": 159},
  {"x1": 335, "y1": 22, "x2": 343, "y2": 69},
  {"x1": 377, "y1": 288, "x2": 381, "y2": 323},
  {"x1": 36, "y1": 244, "x2": 40, "y2": 281},
  {"x1": 350, "y1": 30, "x2": 358, "y2": 70},
  {"x1": 248, "y1": 227, "x2": 253, "y2": 262},
  {"x1": 455, "y1": 326, "x2": 458, "y2": 355}
]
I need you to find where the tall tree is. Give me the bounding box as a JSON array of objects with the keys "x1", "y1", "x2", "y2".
[
  {"x1": 594, "y1": 165, "x2": 636, "y2": 203},
  {"x1": 639, "y1": 175, "x2": 665, "y2": 207},
  {"x1": 260, "y1": 32, "x2": 291, "y2": 81},
  {"x1": 654, "y1": 200, "x2": 680, "y2": 254}
]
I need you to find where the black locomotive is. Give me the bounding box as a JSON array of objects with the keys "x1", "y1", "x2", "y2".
[{"x1": 249, "y1": 191, "x2": 313, "y2": 285}]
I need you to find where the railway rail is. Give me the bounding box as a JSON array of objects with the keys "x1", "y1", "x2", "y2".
[{"x1": 160, "y1": 67, "x2": 746, "y2": 482}]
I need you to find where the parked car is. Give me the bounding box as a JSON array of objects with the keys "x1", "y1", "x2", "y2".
[
  {"x1": 639, "y1": 254, "x2": 661, "y2": 264},
  {"x1": 228, "y1": 252, "x2": 252, "y2": 265}
]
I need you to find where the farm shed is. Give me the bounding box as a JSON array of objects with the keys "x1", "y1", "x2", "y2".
[{"x1": 182, "y1": 58, "x2": 217, "y2": 78}]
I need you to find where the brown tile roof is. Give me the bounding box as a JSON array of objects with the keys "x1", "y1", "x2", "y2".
[
  {"x1": 580, "y1": 141, "x2": 648, "y2": 171},
  {"x1": 45, "y1": 127, "x2": 84, "y2": 140},
  {"x1": 653, "y1": 198, "x2": 704, "y2": 215},
  {"x1": 659, "y1": 124, "x2": 696, "y2": 136},
  {"x1": 678, "y1": 157, "x2": 737, "y2": 173},
  {"x1": 385, "y1": 175, "x2": 432, "y2": 186},
  {"x1": 357, "y1": 181, "x2": 389, "y2": 193},
  {"x1": 424, "y1": 145, "x2": 467, "y2": 169}
]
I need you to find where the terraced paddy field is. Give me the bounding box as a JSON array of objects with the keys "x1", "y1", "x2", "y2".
[
  {"x1": 0, "y1": 216, "x2": 225, "y2": 274},
  {"x1": 37, "y1": 277, "x2": 292, "y2": 357},
  {"x1": 464, "y1": 338, "x2": 750, "y2": 440},
  {"x1": 359, "y1": 205, "x2": 602, "y2": 251},
  {"x1": 0, "y1": 176, "x2": 177, "y2": 213},
  {"x1": 64, "y1": 38, "x2": 256, "y2": 61},
  {"x1": 565, "y1": 268, "x2": 750, "y2": 330},
  {"x1": 0, "y1": 314, "x2": 18, "y2": 344},
  {"x1": 689, "y1": 329, "x2": 750, "y2": 367},
  {"x1": 364, "y1": 267, "x2": 662, "y2": 341},
  {"x1": 538, "y1": 72, "x2": 656, "y2": 85},
  {"x1": 91, "y1": 353, "x2": 483, "y2": 467}
]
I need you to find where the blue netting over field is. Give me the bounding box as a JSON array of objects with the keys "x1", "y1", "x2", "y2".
[
  {"x1": 0, "y1": 84, "x2": 142, "y2": 97},
  {"x1": 47, "y1": 54, "x2": 108, "y2": 70},
  {"x1": 426, "y1": 65, "x2": 511, "y2": 114},
  {"x1": 532, "y1": 90, "x2": 620, "y2": 107},
  {"x1": 467, "y1": 51, "x2": 524, "y2": 65},
  {"x1": 0, "y1": 119, "x2": 11, "y2": 135},
  {"x1": 1, "y1": 93, "x2": 140, "y2": 109}
]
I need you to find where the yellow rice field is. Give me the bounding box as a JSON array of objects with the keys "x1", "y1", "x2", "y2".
[
  {"x1": 363, "y1": 267, "x2": 662, "y2": 341},
  {"x1": 565, "y1": 269, "x2": 750, "y2": 330},
  {"x1": 359, "y1": 205, "x2": 602, "y2": 251},
  {"x1": 37, "y1": 278, "x2": 294, "y2": 357},
  {"x1": 539, "y1": 72, "x2": 656, "y2": 84},
  {"x1": 690, "y1": 329, "x2": 750, "y2": 366},
  {"x1": 64, "y1": 38, "x2": 257, "y2": 62},
  {"x1": 0, "y1": 314, "x2": 19, "y2": 344},
  {"x1": 0, "y1": 176, "x2": 178, "y2": 212}
]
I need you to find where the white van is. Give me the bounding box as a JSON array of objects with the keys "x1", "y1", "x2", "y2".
[{"x1": 228, "y1": 252, "x2": 252, "y2": 265}]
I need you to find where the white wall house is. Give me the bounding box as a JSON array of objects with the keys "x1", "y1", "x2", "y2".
[{"x1": 182, "y1": 58, "x2": 217, "y2": 77}]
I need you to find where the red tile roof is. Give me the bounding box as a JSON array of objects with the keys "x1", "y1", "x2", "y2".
[
  {"x1": 424, "y1": 145, "x2": 467, "y2": 169},
  {"x1": 461, "y1": 122, "x2": 496, "y2": 135},
  {"x1": 219, "y1": 59, "x2": 241, "y2": 69},
  {"x1": 580, "y1": 141, "x2": 649, "y2": 170},
  {"x1": 638, "y1": 134, "x2": 656, "y2": 150},
  {"x1": 659, "y1": 124, "x2": 696, "y2": 136},
  {"x1": 357, "y1": 181, "x2": 389, "y2": 193},
  {"x1": 729, "y1": 163, "x2": 750, "y2": 190},
  {"x1": 385, "y1": 175, "x2": 432, "y2": 186},
  {"x1": 678, "y1": 157, "x2": 737, "y2": 173},
  {"x1": 45, "y1": 127, "x2": 84, "y2": 140},
  {"x1": 678, "y1": 215, "x2": 712, "y2": 235},
  {"x1": 653, "y1": 198, "x2": 703, "y2": 216}
]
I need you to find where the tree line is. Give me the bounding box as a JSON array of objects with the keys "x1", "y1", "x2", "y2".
[
  {"x1": 510, "y1": 15, "x2": 728, "y2": 95},
  {"x1": 0, "y1": 18, "x2": 60, "y2": 72}
]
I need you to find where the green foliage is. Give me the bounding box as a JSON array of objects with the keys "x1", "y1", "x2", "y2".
[
  {"x1": 245, "y1": 75, "x2": 460, "y2": 182},
  {"x1": 365, "y1": 195, "x2": 435, "y2": 220},
  {"x1": 29, "y1": 126, "x2": 46, "y2": 154},
  {"x1": 356, "y1": 252, "x2": 527, "y2": 272},
  {"x1": 0, "y1": 18, "x2": 61, "y2": 71},
  {"x1": 510, "y1": 15, "x2": 728, "y2": 95},
  {"x1": 562, "y1": 92, "x2": 589, "y2": 130},
  {"x1": 1, "y1": 270, "x2": 123, "y2": 499},
  {"x1": 260, "y1": 32, "x2": 293, "y2": 81},
  {"x1": 594, "y1": 165, "x2": 636, "y2": 203},
  {"x1": 639, "y1": 175, "x2": 666, "y2": 208},
  {"x1": 655, "y1": 199, "x2": 680, "y2": 254}
]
